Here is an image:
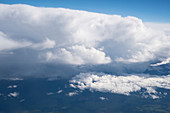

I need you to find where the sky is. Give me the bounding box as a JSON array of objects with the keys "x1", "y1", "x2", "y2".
[{"x1": 0, "y1": 0, "x2": 170, "y2": 23}]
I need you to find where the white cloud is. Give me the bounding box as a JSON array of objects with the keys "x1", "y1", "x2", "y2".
[
  {"x1": 57, "y1": 90, "x2": 63, "y2": 94},
  {"x1": 67, "y1": 91, "x2": 78, "y2": 96},
  {"x1": 116, "y1": 50, "x2": 155, "y2": 63},
  {"x1": 70, "y1": 73, "x2": 170, "y2": 99},
  {"x1": 46, "y1": 92, "x2": 55, "y2": 95},
  {"x1": 0, "y1": 32, "x2": 31, "y2": 51},
  {"x1": 8, "y1": 92, "x2": 19, "y2": 97},
  {"x1": 32, "y1": 38, "x2": 56, "y2": 50},
  {"x1": 1, "y1": 78, "x2": 24, "y2": 81},
  {"x1": 46, "y1": 45, "x2": 111, "y2": 65},
  {"x1": 99, "y1": 97, "x2": 108, "y2": 100},
  {"x1": 8, "y1": 85, "x2": 17, "y2": 88},
  {"x1": 151, "y1": 57, "x2": 170, "y2": 66},
  {"x1": 0, "y1": 4, "x2": 170, "y2": 67},
  {"x1": 144, "y1": 22, "x2": 170, "y2": 32}
]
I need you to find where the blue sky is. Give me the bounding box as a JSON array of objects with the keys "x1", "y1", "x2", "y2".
[{"x1": 0, "y1": 0, "x2": 170, "y2": 23}]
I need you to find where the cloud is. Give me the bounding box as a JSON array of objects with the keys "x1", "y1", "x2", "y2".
[
  {"x1": 0, "y1": 4, "x2": 170, "y2": 77},
  {"x1": 70, "y1": 73, "x2": 170, "y2": 99},
  {"x1": 32, "y1": 38, "x2": 56, "y2": 50},
  {"x1": 57, "y1": 90, "x2": 63, "y2": 94},
  {"x1": 3, "y1": 78, "x2": 23, "y2": 81},
  {"x1": 144, "y1": 22, "x2": 170, "y2": 32},
  {"x1": 8, "y1": 85, "x2": 17, "y2": 88},
  {"x1": 67, "y1": 91, "x2": 78, "y2": 96},
  {"x1": 99, "y1": 97, "x2": 108, "y2": 100},
  {"x1": 8, "y1": 92, "x2": 19, "y2": 97},
  {"x1": 115, "y1": 50, "x2": 155, "y2": 63},
  {"x1": 46, "y1": 92, "x2": 55, "y2": 95},
  {"x1": 0, "y1": 31, "x2": 31, "y2": 51},
  {"x1": 46, "y1": 45, "x2": 111, "y2": 65},
  {"x1": 151, "y1": 57, "x2": 170, "y2": 66}
]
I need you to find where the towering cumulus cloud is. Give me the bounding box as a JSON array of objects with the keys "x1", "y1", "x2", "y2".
[{"x1": 0, "y1": 4, "x2": 169, "y2": 76}]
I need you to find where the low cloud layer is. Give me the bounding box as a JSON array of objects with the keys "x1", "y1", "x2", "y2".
[
  {"x1": 70, "y1": 73, "x2": 170, "y2": 99},
  {"x1": 0, "y1": 4, "x2": 170, "y2": 77}
]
